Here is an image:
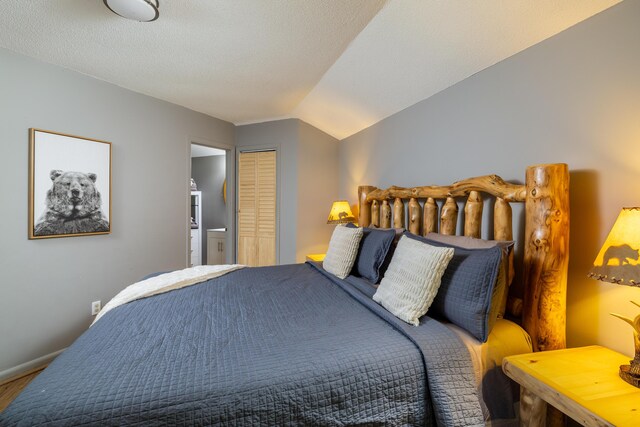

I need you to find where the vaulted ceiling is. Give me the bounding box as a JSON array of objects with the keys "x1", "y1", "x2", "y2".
[{"x1": 0, "y1": 0, "x2": 620, "y2": 139}]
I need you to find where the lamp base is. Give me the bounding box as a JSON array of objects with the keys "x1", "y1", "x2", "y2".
[{"x1": 619, "y1": 364, "x2": 640, "y2": 388}]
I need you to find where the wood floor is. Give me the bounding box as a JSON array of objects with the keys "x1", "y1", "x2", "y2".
[{"x1": 0, "y1": 366, "x2": 46, "y2": 413}]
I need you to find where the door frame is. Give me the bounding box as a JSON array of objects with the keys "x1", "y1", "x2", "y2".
[
  {"x1": 186, "y1": 136, "x2": 235, "y2": 266},
  {"x1": 235, "y1": 145, "x2": 281, "y2": 265}
]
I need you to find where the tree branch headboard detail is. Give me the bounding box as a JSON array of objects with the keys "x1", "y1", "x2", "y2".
[{"x1": 357, "y1": 163, "x2": 570, "y2": 352}]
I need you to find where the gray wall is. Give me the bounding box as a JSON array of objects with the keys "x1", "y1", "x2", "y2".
[
  {"x1": 191, "y1": 155, "x2": 227, "y2": 262},
  {"x1": 0, "y1": 48, "x2": 235, "y2": 376},
  {"x1": 236, "y1": 119, "x2": 339, "y2": 264},
  {"x1": 339, "y1": 1, "x2": 640, "y2": 356},
  {"x1": 236, "y1": 119, "x2": 299, "y2": 264},
  {"x1": 297, "y1": 121, "x2": 339, "y2": 262}
]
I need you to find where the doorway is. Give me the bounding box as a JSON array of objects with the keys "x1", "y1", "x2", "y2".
[{"x1": 190, "y1": 144, "x2": 228, "y2": 266}]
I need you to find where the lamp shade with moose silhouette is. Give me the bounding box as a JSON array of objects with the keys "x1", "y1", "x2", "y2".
[
  {"x1": 327, "y1": 201, "x2": 356, "y2": 224},
  {"x1": 588, "y1": 207, "x2": 640, "y2": 287}
]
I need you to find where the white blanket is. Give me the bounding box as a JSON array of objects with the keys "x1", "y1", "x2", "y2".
[{"x1": 92, "y1": 264, "x2": 246, "y2": 325}]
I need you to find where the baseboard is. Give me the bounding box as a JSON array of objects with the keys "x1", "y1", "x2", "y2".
[{"x1": 0, "y1": 348, "x2": 66, "y2": 383}]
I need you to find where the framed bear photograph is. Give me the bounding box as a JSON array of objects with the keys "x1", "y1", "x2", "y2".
[{"x1": 29, "y1": 128, "x2": 112, "y2": 239}]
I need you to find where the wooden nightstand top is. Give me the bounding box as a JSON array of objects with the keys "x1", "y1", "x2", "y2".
[
  {"x1": 305, "y1": 253, "x2": 325, "y2": 262},
  {"x1": 503, "y1": 345, "x2": 640, "y2": 426}
]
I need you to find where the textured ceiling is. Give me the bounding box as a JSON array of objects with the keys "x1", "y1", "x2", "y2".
[
  {"x1": 0, "y1": 0, "x2": 384, "y2": 125},
  {"x1": 0, "y1": 0, "x2": 620, "y2": 140}
]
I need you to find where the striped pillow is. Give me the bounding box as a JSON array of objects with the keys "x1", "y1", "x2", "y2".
[
  {"x1": 323, "y1": 225, "x2": 364, "y2": 279},
  {"x1": 373, "y1": 235, "x2": 454, "y2": 326}
]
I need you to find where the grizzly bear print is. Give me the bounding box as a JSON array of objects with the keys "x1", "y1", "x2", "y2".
[
  {"x1": 602, "y1": 244, "x2": 640, "y2": 266},
  {"x1": 34, "y1": 170, "x2": 109, "y2": 236}
]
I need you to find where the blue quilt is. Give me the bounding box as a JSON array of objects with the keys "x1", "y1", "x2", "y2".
[{"x1": 1, "y1": 263, "x2": 484, "y2": 426}]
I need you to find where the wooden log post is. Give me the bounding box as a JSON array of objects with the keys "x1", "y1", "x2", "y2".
[
  {"x1": 494, "y1": 197, "x2": 513, "y2": 241},
  {"x1": 464, "y1": 191, "x2": 483, "y2": 238},
  {"x1": 520, "y1": 388, "x2": 547, "y2": 427},
  {"x1": 521, "y1": 164, "x2": 569, "y2": 427},
  {"x1": 408, "y1": 198, "x2": 421, "y2": 235},
  {"x1": 393, "y1": 198, "x2": 405, "y2": 228},
  {"x1": 495, "y1": 197, "x2": 516, "y2": 291},
  {"x1": 423, "y1": 197, "x2": 438, "y2": 236},
  {"x1": 358, "y1": 186, "x2": 377, "y2": 227},
  {"x1": 522, "y1": 163, "x2": 570, "y2": 353},
  {"x1": 381, "y1": 200, "x2": 392, "y2": 228},
  {"x1": 371, "y1": 200, "x2": 380, "y2": 228},
  {"x1": 440, "y1": 197, "x2": 458, "y2": 235}
]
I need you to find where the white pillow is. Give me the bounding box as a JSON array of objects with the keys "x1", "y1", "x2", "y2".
[
  {"x1": 323, "y1": 225, "x2": 364, "y2": 279},
  {"x1": 373, "y1": 235, "x2": 454, "y2": 326}
]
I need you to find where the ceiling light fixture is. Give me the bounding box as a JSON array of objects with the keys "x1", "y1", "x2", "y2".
[{"x1": 104, "y1": 0, "x2": 159, "y2": 22}]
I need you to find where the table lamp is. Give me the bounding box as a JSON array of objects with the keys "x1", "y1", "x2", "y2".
[
  {"x1": 588, "y1": 207, "x2": 640, "y2": 387},
  {"x1": 327, "y1": 200, "x2": 356, "y2": 224}
]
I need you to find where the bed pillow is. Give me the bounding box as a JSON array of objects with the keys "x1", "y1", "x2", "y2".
[
  {"x1": 424, "y1": 233, "x2": 514, "y2": 283},
  {"x1": 345, "y1": 224, "x2": 396, "y2": 283},
  {"x1": 367, "y1": 224, "x2": 404, "y2": 245},
  {"x1": 366, "y1": 225, "x2": 405, "y2": 278},
  {"x1": 423, "y1": 233, "x2": 515, "y2": 327},
  {"x1": 405, "y1": 233, "x2": 503, "y2": 342},
  {"x1": 323, "y1": 225, "x2": 364, "y2": 279},
  {"x1": 373, "y1": 235, "x2": 454, "y2": 326}
]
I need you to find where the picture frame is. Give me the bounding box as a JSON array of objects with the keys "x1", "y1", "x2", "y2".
[{"x1": 29, "y1": 128, "x2": 112, "y2": 239}]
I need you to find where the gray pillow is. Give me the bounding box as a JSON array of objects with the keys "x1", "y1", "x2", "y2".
[
  {"x1": 373, "y1": 235, "x2": 454, "y2": 326},
  {"x1": 423, "y1": 233, "x2": 515, "y2": 328},
  {"x1": 367, "y1": 225, "x2": 405, "y2": 278},
  {"x1": 405, "y1": 232, "x2": 503, "y2": 342},
  {"x1": 346, "y1": 224, "x2": 395, "y2": 283},
  {"x1": 367, "y1": 224, "x2": 404, "y2": 245}
]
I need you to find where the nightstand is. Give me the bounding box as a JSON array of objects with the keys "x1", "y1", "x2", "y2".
[
  {"x1": 502, "y1": 345, "x2": 640, "y2": 426},
  {"x1": 305, "y1": 253, "x2": 325, "y2": 262}
]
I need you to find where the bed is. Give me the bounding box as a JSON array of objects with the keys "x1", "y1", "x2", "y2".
[{"x1": 0, "y1": 163, "x2": 569, "y2": 426}]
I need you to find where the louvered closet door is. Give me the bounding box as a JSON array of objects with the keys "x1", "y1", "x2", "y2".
[
  {"x1": 238, "y1": 152, "x2": 257, "y2": 266},
  {"x1": 238, "y1": 150, "x2": 276, "y2": 266}
]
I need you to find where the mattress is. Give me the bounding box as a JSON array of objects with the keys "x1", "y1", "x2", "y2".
[
  {"x1": 1, "y1": 263, "x2": 487, "y2": 426},
  {"x1": 447, "y1": 318, "x2": 532, "y2": 425}
]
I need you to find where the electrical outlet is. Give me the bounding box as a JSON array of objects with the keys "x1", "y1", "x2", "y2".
[{"x1": 91, "y1": 300, "x2": 101, "y2": 316}]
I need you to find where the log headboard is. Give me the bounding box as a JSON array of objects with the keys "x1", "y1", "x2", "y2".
[{"x1": 357, "y1": 163, "x2": 569, "y2": 353}]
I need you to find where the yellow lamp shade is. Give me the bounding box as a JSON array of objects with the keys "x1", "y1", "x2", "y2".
[
  {"x1": 327, "y1": 200, "x2": 356, "y2": 224},
  {"x1": 588, "y1": 207, "x2": 640, "y2": 286}
]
